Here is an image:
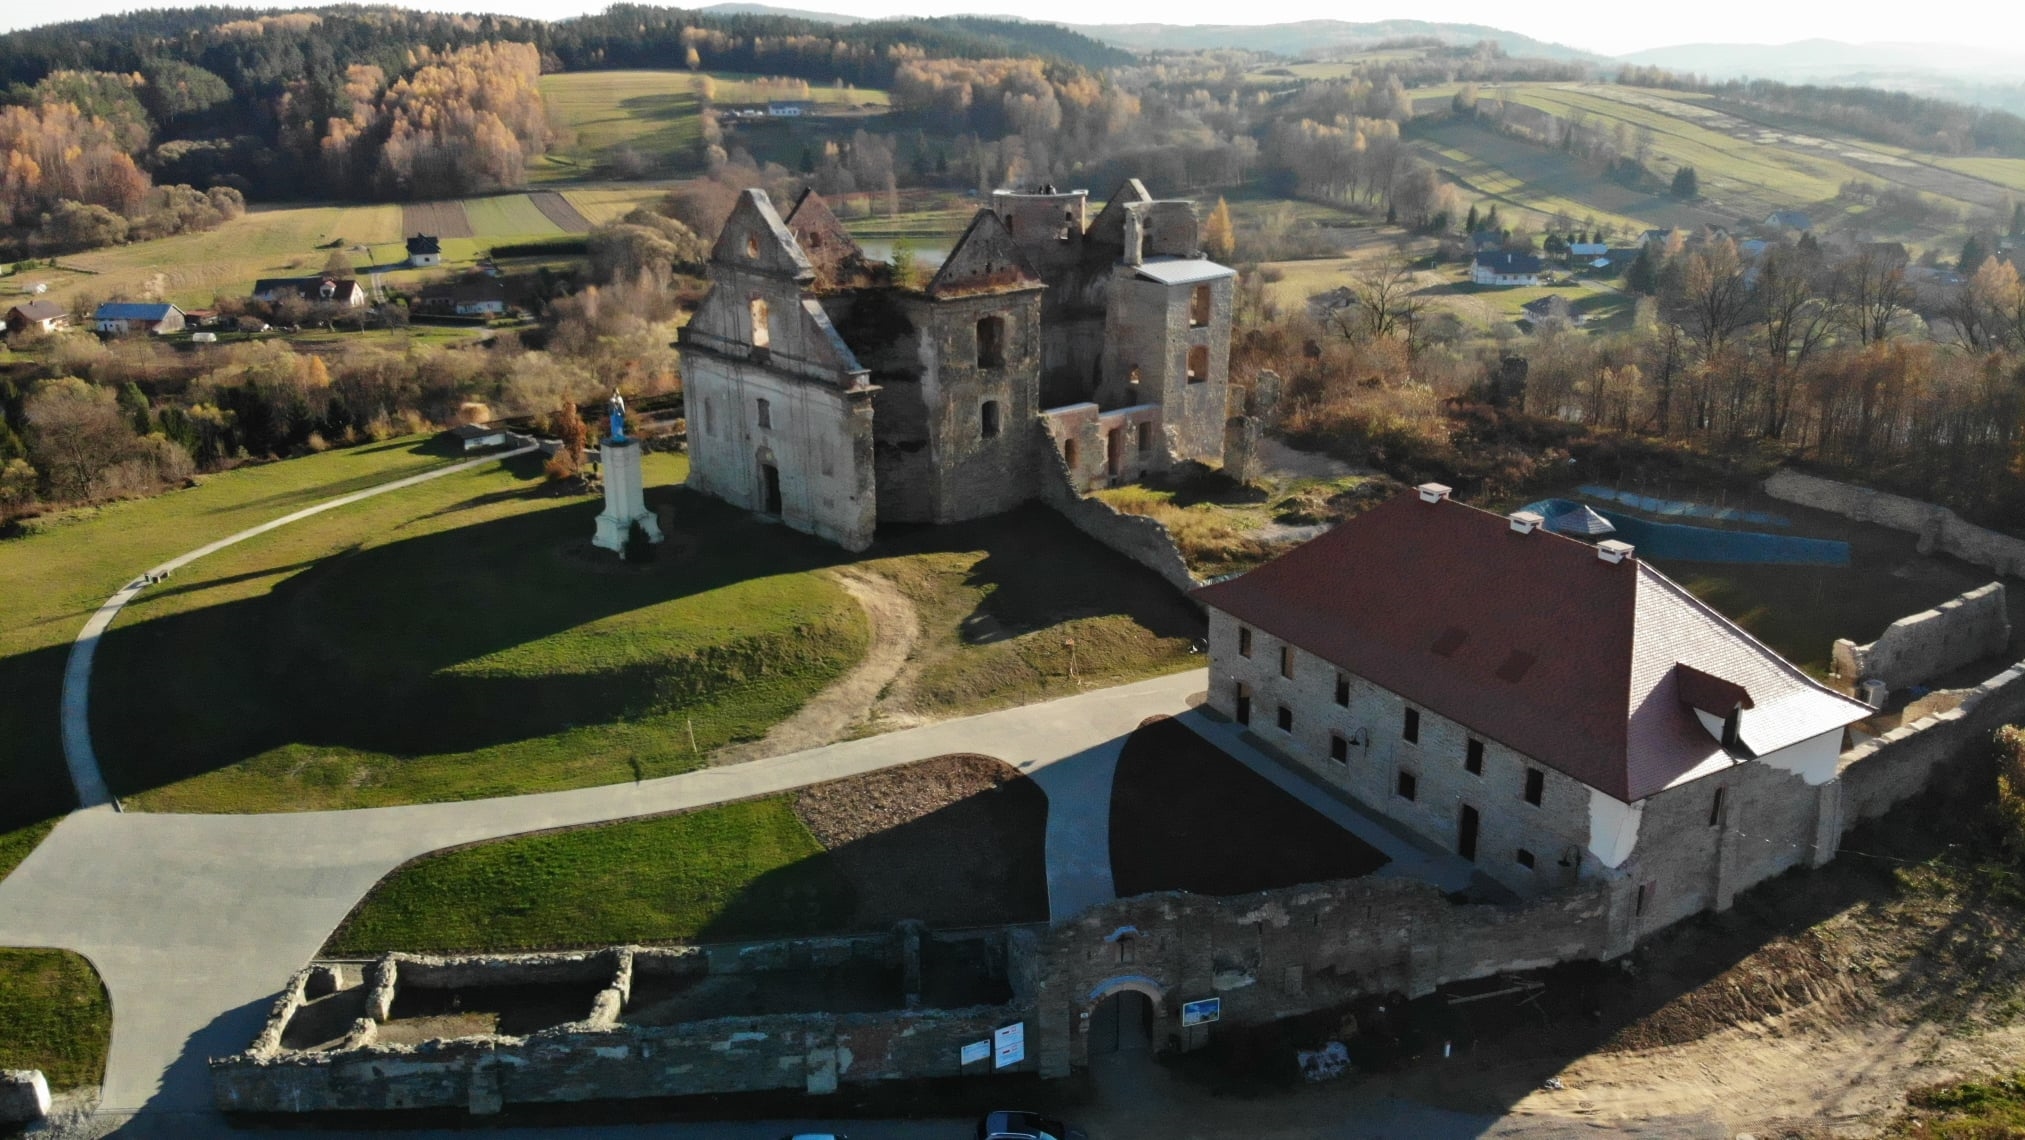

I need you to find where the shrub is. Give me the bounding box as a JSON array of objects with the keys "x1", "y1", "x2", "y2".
[{"x1": 1995, "y1": 726, "x2": 2025, "y2": 856}]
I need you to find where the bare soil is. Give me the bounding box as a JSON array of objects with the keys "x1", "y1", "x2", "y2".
[
  {"x1": 793, "y1": 753, "x2": 1049, "y2": 930},
  {"x1": 400, "y1": 200, "x2": 475, "y2": 240},
  {"x1": 527, "y1": 190, "x2": 593, "y2": 234}
]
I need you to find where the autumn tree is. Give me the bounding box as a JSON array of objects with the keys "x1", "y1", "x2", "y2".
[
  {"x1": 1202, "y1": 197, "x2": 1235, "y2": 262},
  {"x1": 25, "y1": 377, "x2": 134, "y2": 501}
]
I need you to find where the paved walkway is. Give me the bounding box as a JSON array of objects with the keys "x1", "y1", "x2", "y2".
[
  {"x1": 0, "y1": 670, "x2": 1208, "y2": 1132},
  {"x1": 58, "y1": 444, "x2": 540, "y2": 808}
]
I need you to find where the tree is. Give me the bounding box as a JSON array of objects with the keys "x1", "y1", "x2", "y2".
[
  {"x1": 1671, "y1": 166, "x2": 1699, "y2": 199},
  {"x1": 1202, "y1": 197, "x2": 1235, "y2": 262},
  {"x1": 1465, "y1": 203, "x2": 1479, "y2": 234},
  {"x1": 25, "y1": 377, "x2": 134, "y2": 502},
  {"x1": 117, "y1": 381, "x2": 152, "y2": 435},
  {"x1": 1627, "y1": 246, "x2": 1659, "y2": 295},
  {"x1": 0, "y1": 457, "x2": 36, "y2": 513},
  {"x1": 1832, "y1": 246, "x2": 1915, "y2": 346},
  {"x1": 1959, "y1": 234, "x2": 1990, "y2": 275},
  {"x1": 556, "y1": 397, "x2": 588, "y2": 467},
  {"x1": 324, "y1": 248, "x2": 355, "y2": 276}
]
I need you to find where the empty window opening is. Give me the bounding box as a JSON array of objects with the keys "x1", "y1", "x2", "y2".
[
  {"x1": 1190, "y1": 283, "x2": 1212, "y2": 327},
  {"x1": 1458, "y1": 805, "x2": 1479, "y2": 862},
  {"x1": 1106, "y1": 427, "x2": 1122, "y2": 477},
  {"x1": 1234, "y1": 682, "x2": 1251, "y2": 725},
  {"x1": 1238, "y1": 626, "x2": 1253, "y2": 657},
  {"x1": 703, "y1": 398, "x2": 713, "y2": 435},
  {"x1": 1397, "y1": 770, "x2": 1418, "y2": 801},
  {"x1": 1635, "y1": 882, "x2": 1653, "y2": 917},
  {"x1": 1524, "y1": 767, "x2": 1544, "y2": 806},
  {"x1": 1276, "y1": 704, "x2": 1294, "y2": 733},
  {"x1": 1063, "y1": 437, "x2": 1079, "y2": 471},
  {"x1": 755, "y1": 397, "x2": 772, "y2": 429},
  {"x1": 1186, "y1": 344, "x2": 1209, "y2": 383},
  {"x1": 976, "y1": 315, "x2": 1007, "y2": 368},
  {"x1": 745, "y1": 233, "x2": 759, "y2": 258},
  {"x1": 1002, "y1": 213, "x2": 1015, "y2": 235},
  {"x1": 1465, "y1": 738, "x2": 1484, "y2": 775},
  {"x1": 1117, "y1": 935, "x2": 1135, "y2": 964},
  {"x1": 1516, "y1": 848, "x2": 1536, "y2": 870},
  {"x1": 1330, "y1": 733, "x2": 1349, "y2": 764},
  {"x1": 1136, "y1": 422, "x2": 1152, "y2": 453},
  {"x1": 748, "y1": 296, "x2": 770, "y2": 349},
  {"x1": 1279, "y1": 645, "x2": 1294, "y2": 679},
  {"x1": 1403, "y1": 707, "x2": 1420, "y2": 743},
  {"x1": 1709, "y1": 787, "x2": 1726, "y2": 828},
  {"x1": 1335, "y1": 674, "x2": 1350, "y2": 707},
  {"x1": 981, "y1": 400, "x2": 1001, "y2": 439},
  {"x1": 807, "y1": 231, "x2": 823, "y2": 249},
  {"x1": 1059, "y1": 210, "x2": 1075, "y2": 241},
  {"x1": 760, "y1": 461, "x2": 782, "y2": 516},
  {"x1": 1127, "y1": 365, "x2": 1142, "y2": 394}
]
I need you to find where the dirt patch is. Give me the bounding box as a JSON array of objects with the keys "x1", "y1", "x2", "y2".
[
  {"x1": 528, "y1": 190, "x2": 593, "y2": 234},
  {"x1": 402, "y1": 199, "x2": 474, "y2": 240},
  {"x1": 379, "y1": 982, "x2": 599, "y2": 1044},
  {"x1": 793, "y1": 753, "x2": 1049, "y2": 930},
  {"x1": 1109, "y1": 717, "x2": 1389, "y2": 897}
]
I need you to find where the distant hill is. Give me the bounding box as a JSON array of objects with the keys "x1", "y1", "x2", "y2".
[
  {"x1": 1619, "y1": 39, "x2": 2025, "y2": 115},
  {"x1": 699, "y1": 3, "x2": 863, "y2": 25},
  {"x1": 1070, "y1": 18, "x2": 1604, "y2": 62}
]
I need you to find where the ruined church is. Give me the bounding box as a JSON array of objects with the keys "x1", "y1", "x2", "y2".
[{"x1": 675, "y1": 180, "x2": 1241, "y2": 550}]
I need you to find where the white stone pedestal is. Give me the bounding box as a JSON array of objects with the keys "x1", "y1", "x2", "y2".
[{"x1": 593, "y1": 438, "x2": 663, "y2": 553}]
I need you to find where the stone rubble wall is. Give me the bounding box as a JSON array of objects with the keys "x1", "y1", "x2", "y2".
[
  {"x1": 1838, "y1": 658, "x2": 2025, "y2": 827},
  {"x1": 1832, "y1": 582, "x2": 2011, "y2": 692},
  {"x1": 1763, "y1": 469, "x2": 2025, "y2": 577},
  {"x1": 0, "y1": 1070, "x2": 52, "y2": 1124},
  {"x1": 1033, "y1": 424, "x2": 1202, "y2": 598}
]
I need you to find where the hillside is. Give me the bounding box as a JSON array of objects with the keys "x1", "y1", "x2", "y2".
[{"x1": 1073, "y1": 18, "x2": 1601, "y2": 62}]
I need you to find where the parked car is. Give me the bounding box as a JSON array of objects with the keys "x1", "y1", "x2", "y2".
[
  {"x1": 780, "y1": 1133, "x2": 848, "y2": 1140},
  {"x1": 977, "y1": 1109, "x2": 1082, "y2": 1140}
]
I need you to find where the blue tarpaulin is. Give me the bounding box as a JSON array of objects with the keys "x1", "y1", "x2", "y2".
[
  {"x1": 1521, "y1": 499, "x2": 1849, "y2": 566},
  {"x1": 1577, "y1": 485, "x2": 1791, "y2": 527}
]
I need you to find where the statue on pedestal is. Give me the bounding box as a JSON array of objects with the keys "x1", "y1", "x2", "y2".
[
  {"x1": 592, "y1": 388, "x2": 662, "y2": 554},
  {"x1": 607, "y1": 390, "x2": 628, "y2": 443}
]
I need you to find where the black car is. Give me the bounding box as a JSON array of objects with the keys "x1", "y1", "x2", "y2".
[{"x1": 977, "y1": 1109, "x2": 1083, "y2": 1140}]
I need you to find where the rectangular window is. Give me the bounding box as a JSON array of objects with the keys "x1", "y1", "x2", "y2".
[
  {"x1": 1524, "y1": 767, "x2": 1544, "y2": 806},
  {"x1": 1465, "y1": 738, "x2": 1484, "y2": 775},
  {"x1": 1709, "y1": 786, "x2": 1726, "y2": 828},
  {"x1": 1238, "y1": 626, "x2": 1252, "y2": 657},
  {"x1": 1403, "y1": 707, "x2": 1420, "y2": 744},
  {"x1": 748, "y1": 295, "x2": 770, "y2": 349},
  {"x1": 1635, "y1": 881, "x2": 1654, "y2": 917},
  {"x1": 1516, "y1": 848, "x2": 1536, "y2": 870},
  {"x1": 1276, "y1": 704, "x2": 1293, "y2": 733},
  {"x1": 1136, "y1": 421, "x2": 1152, "y2": 452},
  {"x1": 981, "y1": 400, "x2": 1001, "y2": 439},
  {"x1": 703, "y1": 397, "x2": 713, "y2": 435},
  {"x1": 1279, "y1": 645, "x2": 1294, "y2": 679},
  {"x1": 1186, "y1": 344, "x2": 1209, "y2": 383},
  {"x1": 1334, "y1": 673, "x2": 1350, "y2": 707},
  {"x1": 976, "y1": 314, "x2": 1006, "y2": 368},
  {"x1": 1329, "y1": 732, "x2": 1348, "y2": 763},
  {"x1": 1396, "y1": 769, "x2": 1418, "y2": 801},
  {"x1": 756, "y1": 397, "x2": 772, "y2": 430},
  {"x1": 1190, "y1": 283, "x2": 1213, "y2": 328}
]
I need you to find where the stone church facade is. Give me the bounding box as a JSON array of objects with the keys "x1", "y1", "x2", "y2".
[{"x1": 676, "y1": 180, "x2": 1238, "y2": 550}]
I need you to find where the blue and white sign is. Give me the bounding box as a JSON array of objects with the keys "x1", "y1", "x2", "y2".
[
  {"x1": 992, "y1": 1022, "x2": 1026, "y2": 1068},
  {"x1": 960, "y1": 1039, "x2": 991, "y2": 1066},
  {"x1": 1180, "y1": 997, "x2": 1221, "y2": 1027}
]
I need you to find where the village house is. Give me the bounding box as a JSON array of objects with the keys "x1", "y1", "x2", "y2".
[
  {"x1": 406, "y1": 234, "x2": 442, "y2": 267},
  {"x1": 92, "y1": 302, "x2": 185, "y2": 335},
  {"x1": 4, "y1": 299, "x2": 68, "y2": 334},
  {"x1": 677, "y1": 180, "x2": 1238, "y2": 551},
  {"x1": 1566, "y1": 241, "x2": 1608, "y2": 259},
  {"x1": 1195, "y1": 484, "x2": 1870, "y2": 930},
  {"x1": 414, "y1": 278, "x2": 508, "y2": 317},
  {"x1": 250, "y1": 276, "x2": 368, "y2": 307},
  {"x1": 1765, "y1": 210, "x2": 1813, "y2": 232},
  {"x1": 1471, "y1": 250, "x2": 1543, "y2": 286}
]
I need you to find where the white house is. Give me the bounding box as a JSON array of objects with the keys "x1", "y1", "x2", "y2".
[
  {"x1": 1195, "y1": 485, "x2": 1869, "y2": 932},
  {"x1": 1471, "y1": 251, "x2": 1543, "y2": 287},
  {"x1": 406, "y1": 234, "x2": 442, "y2": 267},
  {"x1": 93, "y1": 302, "x2": 185, "y2": 335}
]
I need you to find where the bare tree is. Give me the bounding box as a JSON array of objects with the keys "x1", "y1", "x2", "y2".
[
  {"x1": 25, "y1": 377, "x2": 134, "y2": 502},
  {"x1": 1832, "y1": 246, "x2": 1915, "y2": 346}
]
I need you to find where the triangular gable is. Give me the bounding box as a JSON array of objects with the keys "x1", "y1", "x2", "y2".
[
  {"x1": 784, "y1": 189, "x2": 870, "y2": 289},
  {"x1": 926, "y1": 209, "x2": 1042, "y2": 298},
  {"x1": 1086, "y1": 178, "x2": 1153, "y2": 249},
  {"x1": 709, "y1": 189, "x2": 814, "y2": 281}
]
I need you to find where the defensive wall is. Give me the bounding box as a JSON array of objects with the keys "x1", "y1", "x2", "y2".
[
  {"x1": 1837, "y1": 657, "x2": 2025, "y2": 827},
  {"x1": 1832, "y1": 582, "x2": 2012, "y2": 693},
  {"x1": 1763, "y1": 469, "x2": 2025, "y2": 577},
  {"x1": 1032, "y1": 425, "x2": 1202, "y2": 598}
]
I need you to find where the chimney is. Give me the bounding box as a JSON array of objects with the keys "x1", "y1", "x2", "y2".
[
  {"x1": 1596, "y1": 539, "x2": 1636, "y2": 564},
  {"x1": 1508, "y1": 510, "x2": 1544, "y2": 534},
  {"x1": 1416, "y1": 482, "x2": 1452, "y2": 504}
]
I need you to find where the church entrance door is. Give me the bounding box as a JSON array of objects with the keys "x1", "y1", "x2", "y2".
[{"x1": 761, "y1": 462, "x2": 782, "y2": 516}]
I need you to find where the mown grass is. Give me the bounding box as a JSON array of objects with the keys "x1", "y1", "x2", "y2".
[
  {"x1": 0, "y1": 436, "x2": 458, "y2": 880},
  {"x1": 91, "y1": 452, "x2": 870, "y2": 813},
  {"x1": 0, "y1": 948, "x2": 113, "y2": 1091},
  {"x1": 325, "y1": 798, "x2": 842, "y2": 953},
  {"x1": 561, "y1": 186, "x2": 674, "y2": 226},
  {"x1": 1094, "y1": 472, "x2": 1378, "y2": 578},
  {"x1": 1899, "y1": 1073, "x2": 2025, "y2": 1138},
  {"x1": 460, "y1": 193, "x2": 565, "y2": 239}
]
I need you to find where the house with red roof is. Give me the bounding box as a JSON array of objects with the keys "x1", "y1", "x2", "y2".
[{"x1": 1194, "y1": 483, "x2": 1870, "y2": 932}]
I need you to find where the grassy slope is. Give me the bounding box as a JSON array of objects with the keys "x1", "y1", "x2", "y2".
[
  {"x1": 0, "y1": 949, "x2": 112, "y2": 1091},
  {"x1": 92, "y1": 452, "x2": 869, "y2": 813},
  {"x1": 0, "y1": 437, "x2": 457, "y2": 880},
  {"x1": 460, "y1": 193, "x2": 565, "y2": 238}
]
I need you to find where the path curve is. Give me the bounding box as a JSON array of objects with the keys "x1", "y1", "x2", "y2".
[
  {"x1": 58, "y1": 444, "x2": 539, "y2": 808},
  {"x1": 710, "y1": 566, "x2": 920, "y2": 765}
]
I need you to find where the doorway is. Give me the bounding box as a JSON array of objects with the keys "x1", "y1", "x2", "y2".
[
  {"x1": 760, "y1": 462, "x2": 782, "y2": 516},
  {"x1": 1088, "y1": 990, "x2": 1153, "y2": 1056},
  {"x1": 1234, "y1": 682, "x2": 1251, "y2": 726},
  {"x1": 1458, "y1": 804, "x2": 1480, "y2": 862}
]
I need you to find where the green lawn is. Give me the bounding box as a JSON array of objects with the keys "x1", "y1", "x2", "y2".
[
  {"x1": 91, "y1": 452, "x2": 869, "y2": 813},
  {"x1": 326, "y1": 797, "x2": 842, "y2": 953},
  {"x1": 0, "y1": 437, "x2": 460, "y2": 880},
  {"x1": 0, "y1": 948, "x2": 113, "y2": 1091},
  {"x1": 461, "y1": 193, "x2": 566, "y2": 239}
]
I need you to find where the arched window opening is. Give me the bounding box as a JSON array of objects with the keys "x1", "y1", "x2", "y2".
[
  {"x1": 745, "y1": 233, "x2": 760, "y2": 258},
  {"x1": 749, "y1": 296, "x2": 770, "y2": 349}
]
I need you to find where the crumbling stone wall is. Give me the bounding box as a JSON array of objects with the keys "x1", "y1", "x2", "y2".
[
  {"x1": 1832, "y1": 582, "x2": 2010, "y2": 692},
  {"x1": 1838, "y1": 658, "x2": 2025, "y2": 827},
  {"x1": 0, "y1": 1070, "x2": 51, "y2": 1124},
  {"x1": 1033, "y1": 424, "x2": 1201, "y2": 598},
  {"x1": 1763, "y1": 470, "x2": 2025, "y2": 577}
]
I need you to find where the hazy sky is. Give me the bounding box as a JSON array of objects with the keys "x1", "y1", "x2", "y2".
[{"x1": 1, "y1": 0, "x2": 2018, "y2": 58}]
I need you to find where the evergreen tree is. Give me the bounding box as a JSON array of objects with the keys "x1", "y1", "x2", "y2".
[
  {"x1": 1465, "y1": 203, "x2": 1480, "y2": 234},
  {"x1": 1484, "y1": 204, "x2": 1501, "y2": 233},
  {"x1": 2013, "y1": 202, "x2": 2025, "y2": 237},
  {"x1": 1671, "y1": 166, "x2": 1699, "y2": 199},
  {"x1": 117, "y1": 382, "x2": 151, "y2": 436},
  {"x1": 1960, "y1": 234, "x2": 1990, "y2": 274},
  {"x1": 1627, "y1": 246, "x2": 1658, "y2": 295}
]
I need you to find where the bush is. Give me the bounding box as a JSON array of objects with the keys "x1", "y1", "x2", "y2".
[
  {"x1": 623, "y1": 518, "x2": 657, "y2": 563},
  {"x1": 1995, "y1": 726, "x2": 2025, "y2": 856}
]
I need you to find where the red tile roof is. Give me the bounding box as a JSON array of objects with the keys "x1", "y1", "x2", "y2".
[{"x1": 1194, "y1": 492, "x2": 1868, "y2": 802}]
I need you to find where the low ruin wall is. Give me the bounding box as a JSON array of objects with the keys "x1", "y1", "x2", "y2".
[
  {"x1": 1033, "y1": 430, "x2": 1202, "y2": 598},
  {"x1": 1838, "y1": 658, "x2": 2025, "y2": 827},
  {"x1": 1763, "y1": 470, "x2": 2025, "y2": 578},
  {"x1": 0, "y1": 1070, "x2": 51, "y2": 1124},
  {"x1": 1833, "y1": 582, "x2": 2012, "y2": 691}
]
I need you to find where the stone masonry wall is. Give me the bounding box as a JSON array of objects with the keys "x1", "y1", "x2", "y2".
[
  {"x1": 1832, "y1": 582, "x2": 2010, "y2": 692},
  {"x1": 1838, "y1": 658, "x2": 2025, "y2": 827},
  {"x1": 1763, "y1": 469, "x2": 2025, "y2": 577},
  {"x1": 1032, "y1": 425, "x2": 1201, "y2": 598}
]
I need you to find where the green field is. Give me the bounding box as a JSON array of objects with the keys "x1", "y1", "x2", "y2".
[
  {"x1": 90, "y1": 451, "x2": 870, "y2": 813},
  {"x1": 460, "y1": 193, "x2": 565, "y2": 238},
  {"x1": 0, "y1": 949, "x2": 111, "y2": 1091},
  {"x1": 0, "y1": 439, "x2": 460, "y2": 878},
  {"x1": 562, "y1": 186, "x2": 676, "y2": 226}
]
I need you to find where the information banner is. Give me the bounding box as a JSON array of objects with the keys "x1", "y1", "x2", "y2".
[
  {"x1": 992, "y1": 1022, "x2": 1026, "y2": 1068},
  {"x1": 960, "y1": 1039, "x2": 991, "y2": 1066},
  {"x1": 1180, "y1": 997, "x2": 1221, "y2": 1027}
]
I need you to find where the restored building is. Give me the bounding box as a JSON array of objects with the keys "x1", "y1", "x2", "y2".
[
  {"x1": 1195, "y1": 484, "x2": 1870, "y2": 932},
  {"x1": 406, "y1": 234, "x2": 442, "y2": 267},
  {"x1": 93, "y1": 302, "x2": 185, "y2": 335},
  {"x1": 414, "y1": 279, "x2": 508, "y2": 317},
  {"x1": 676, "y1": 180, "x2": 1238, "y2": 550},
  {"x1": 1471, "y1": 251, "x2": 1543, "y2": 286},
  {"x1": 251, "y1": 276, "x2": 368, "y2": 308}
]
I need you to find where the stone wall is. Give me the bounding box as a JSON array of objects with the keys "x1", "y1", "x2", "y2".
[
  {"x1": 0, "y1": 1070, "x2": 51, "y2": 1124},
  {"x1": 1838, "y1": 658, "x2": 2025, "y2": 827},
  {"x1": 1762, "y1": 469, "x2": 2025, "y2": 577},
  {"x1": 1032, "y1": 427, "x2": 1201, "y2": 598},
  {"x1": 1831, "y1": 582, "x2": 2011, "y2": 692}
]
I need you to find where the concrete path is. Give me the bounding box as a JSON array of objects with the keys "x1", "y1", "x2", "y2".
[
  {"x1": 1029, "y1": 736, "x2": 1124, "y2": 921},
  {"x1": 58, "y1": 444, "x2": 540, "y2": 808},
  {"x1": 0, "y1": 669, "x2": 1208, "y2": 1133},
  {"x1": 1177, "y1": 710, "x2": 1481, "y2": 893}
]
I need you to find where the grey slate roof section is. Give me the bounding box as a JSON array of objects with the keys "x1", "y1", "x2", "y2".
[{"x1": 1133, "y1": 257, "x2": 1237, "y2": 285}]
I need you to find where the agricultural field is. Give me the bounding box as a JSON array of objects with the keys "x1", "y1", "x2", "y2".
[{"x1": 561, "y1": 185, "x2": 678, "y2": 226}]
